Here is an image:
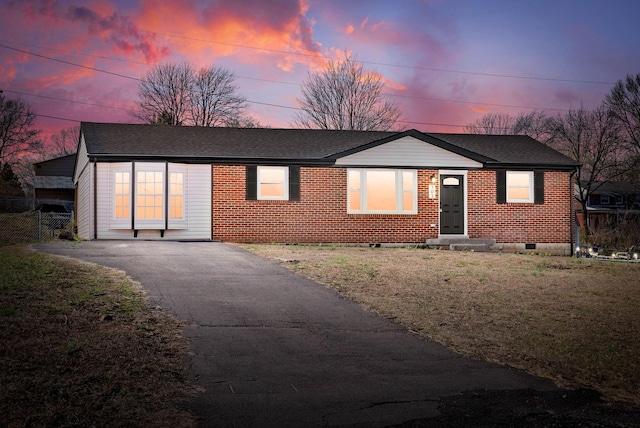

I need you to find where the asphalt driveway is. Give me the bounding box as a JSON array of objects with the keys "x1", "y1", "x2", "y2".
[{"x1": 35, "y1": 241, "x2": 630, "y2": 427}]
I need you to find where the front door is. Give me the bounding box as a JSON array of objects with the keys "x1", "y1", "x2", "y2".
[{"x1": 440, "y1": 174, "x2": 465, "y2": 235}]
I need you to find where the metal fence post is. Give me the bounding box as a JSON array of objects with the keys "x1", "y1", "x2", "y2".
[{"x1": 37, "y1": 210, "x2": 41, "y2": 240}]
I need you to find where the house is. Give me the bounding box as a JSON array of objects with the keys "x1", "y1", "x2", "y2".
[
  {"x1": 74, "y1": 122, "x2": 579, "y2": 254},
  {"x1": 33, "y1": 153, "x2": 75, "y2": 211},
  {"x1": 575, "y1": 181, "x2": 640, "y2": 230}
]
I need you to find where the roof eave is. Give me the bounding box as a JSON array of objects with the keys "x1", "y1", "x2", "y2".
[
  {"x1": 483, "y1": 161, "x2": 580, "y2": 171},
  {"x1": 88, "y1": 154, "x2": 335, "y2": 166}
]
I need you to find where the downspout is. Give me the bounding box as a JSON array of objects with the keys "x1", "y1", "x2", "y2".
[
  {"x1": 163, "y1": 161, "x2": 168, "y2": 237},
  {"x1": 92, "y1": 159, "x2": 97, "y2": 240},
  {"x1": 570, "y1": 168, "x2": 577, "y2": 256},
  {"x1": 132, "y1": 161, "x2": 136, "y2": 236}
]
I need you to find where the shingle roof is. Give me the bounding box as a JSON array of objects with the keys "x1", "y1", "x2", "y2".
[
  {"x1": 80, "y1": 122, "x2": 579, "y2": 169},
  {"x1": 429, "y1": 133, "x2": 579, "y2": 167},
  {"x1": 81, "y1": 122, "x2": 395, "y2": 161}
]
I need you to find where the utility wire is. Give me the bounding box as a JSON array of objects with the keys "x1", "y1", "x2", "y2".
[
  {"x1": 1, "y1": 40, "x2": 582, "y2": 113},
  {"x1": 0, "y1": 43, "x2": 143, "y2": 82},
  {"x1": 3, "y1": 89, "x2": 130, "y2": 112},
  {"x1": 1, "y1": 43, "x2": 571, "y2": 114},
  {"x1": 145, "y1": 31, "x2": 615, "y2": 85}
]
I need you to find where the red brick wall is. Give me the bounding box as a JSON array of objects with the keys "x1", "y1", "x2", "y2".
[
  {"x1": 467, "y1": 170, "x2": 572, "y2": 243},
  {"x1": 212, "y1": 166, "x2": 572, "y2": 244}
]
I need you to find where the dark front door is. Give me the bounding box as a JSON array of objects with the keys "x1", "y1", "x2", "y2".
[{"x1": 440, "y1": 174, "x2": 465, "y2": 235}]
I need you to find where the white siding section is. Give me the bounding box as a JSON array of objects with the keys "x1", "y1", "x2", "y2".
[
  {"x1": 74, "y1": 138, "x2": 92, "y2": 239},
  {"x1": 73, "y1": 135, "x2": 89, "y2": 183},
  {"x1": 174, "y1": 164, "x2": 211, "y2": 240},
  {"x1": 335, "y1": 136, "x2": 483, "y2": 168},
  {"x1": 95, "y1": 162, "x2": 211, "y2": 240}
]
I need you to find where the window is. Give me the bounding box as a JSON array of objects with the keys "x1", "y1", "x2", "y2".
[
  {"x1": 348, "y1": 169, "x2": 417, "y2": 214},
  {"x1": 246, "y1": 166, "x2": 300, "y2": 201},
  {"x1": 114, "y1": 172, "x2": 130, "y2": 219},
  {"x1": 136, "y1": 171, "x2": 163, "y2": 219},
  {"x1": 496, "y1": 170, "x2": 544, "y2": 204},
  {"x1": 506, "y1": 171, "x2": 533, "y2": 203},
  {"x1": 169, "y1": 172, "x2": 184, "y2": 219},
  {"x1": 258, "y1": 166, "x2": 289, "y2": 200}
]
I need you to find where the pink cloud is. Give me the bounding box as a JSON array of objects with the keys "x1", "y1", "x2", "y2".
[{"x1": 64, "y1": 4, "x2": 171, "y2": 63}]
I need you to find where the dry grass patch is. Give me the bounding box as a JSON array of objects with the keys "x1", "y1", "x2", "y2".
[
  {"x1": 0, "y1": 245, "x2": 196, "y2": 428},
  {"x1": 243, "y1": 244, "x2": 640, "y2": 406}
]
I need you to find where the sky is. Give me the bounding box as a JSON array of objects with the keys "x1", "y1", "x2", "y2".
[{"x1": 1, "y1": 0, "x2": 640, "y2": 143}]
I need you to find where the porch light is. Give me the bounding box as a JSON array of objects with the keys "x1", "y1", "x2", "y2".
[{"x1": 431, "y1": 175, "x2": 437, "y2": 184}]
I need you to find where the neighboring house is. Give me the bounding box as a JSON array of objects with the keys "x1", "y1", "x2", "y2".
[
  {"x1": 33, "y1": 154, "x2": 76, "y2": 211},
  {"x1": 575, "y1": 181, "x2": 640, "y2": 230},
  {"x1": 74, "y1": 122, "x2": 579, "y2": 254}
]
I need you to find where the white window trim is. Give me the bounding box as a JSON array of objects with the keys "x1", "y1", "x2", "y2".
[
  {"x1": 109, "y1": 163, "x2": 133, "y2": 229},
  {"x1": 506, "y1": 171, "x2": 534, "y2": 203},
  {"x1": 257, "y1": 166, "x2": 289, "y2": 200},
  {"x1": 347, "y1": 168, "x2": 418, "y2": 214},
  {"x1": 167, "y1": 164, "x2": 188, "y2": 229},
  {"x1": 134, "y1": 163, "x2": 165, "y2": 229}
]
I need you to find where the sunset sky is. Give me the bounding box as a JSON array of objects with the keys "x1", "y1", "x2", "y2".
[{"x1": 1, "y1": 0, "x2": 640, "y2": 142}]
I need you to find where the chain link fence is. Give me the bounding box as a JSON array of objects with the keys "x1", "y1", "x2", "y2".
[{"x1": 0, "y1": 198, "x2": 74, "y2": 245}]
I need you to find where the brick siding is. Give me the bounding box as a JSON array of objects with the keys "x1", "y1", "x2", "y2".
[
  {"x1": 467, "y1": 170, "x2": 572, "y2": 243},
  {"x1": 212, "y1": 166, "x2": 572, "y2": 245}
]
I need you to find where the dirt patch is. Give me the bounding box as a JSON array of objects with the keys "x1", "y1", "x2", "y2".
[
  {"x1": 0, "y1": 245, "x2": 197, "y2": 427},
  {"x1": 243, "y1": 244, "x2": 640, "y2": 408}
]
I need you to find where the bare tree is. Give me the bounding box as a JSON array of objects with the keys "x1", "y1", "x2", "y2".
[
  {"x1": 130, "y1": 62, "x2": 194, "y2": 126},
  {"x1": 512, "y1": 111, "x2": 554, "y2": 144},
  {"x1": 549, "y1": 105, "x2": 626, "y2": 234},
  {"x1": 0, "y1": 93, "x2": 41, "y2": 166},
  {"x1": 604, "y1": 73, "x2": 640, "y2": 154},
  {"x1": 465, "y1": 111, "x2": 553, "y2": 142},
  {"x1": 293, "y1": 55, "x2": 402, "y2": 131},
  {"x1": 464, "y1": 112, "x2": 516, "y2": 135},
  {"x1": 191, "y1": 67, "x2": 248, "y2": 127},
  {"x1": 49, "y1": 126, "x2": 79, "y2": 156}
]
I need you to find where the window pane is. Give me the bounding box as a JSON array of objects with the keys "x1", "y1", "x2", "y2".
[
  {"x1": 349, "y1": 190, "x2": 361, "y2": 211},
  {"x1": 261, "y1": 168, "x2": 285, "y2": 183},
  {"x1": 257, "y1": 167, "x2": 288, "y2": 200},
  {"x1": 508, "y1": 187, "x2": 530, "y2": 200},
  {"x1": 136, "y1": 170, "x2": 163, "y2": 219},
  {"x1": 260, "y1": 183, "x2": 285, "y2": 197},
  {"x1": 509, "y1": 172, "x2": 530, "y2": 187},
  {"x1": 366, "y1": 170, "x2": 396, "y2": 211},
  {"x1": 443, "y1": 177, "x2": 460, "y2": 186},
  {"x1": 349, "y1": 170, "x2": 361, "y2": 190},
  {"x1": 169, "y1": 173, "x2": 184, "y2": 219},
  {"x1": 403, "y1": 191, "x2": 413, "y2": 211},
  {"x1": 114, "y1": 172, "x2": 130, "y2": 219},
  {"x1": 402, "y1": 171, "x2": 413, "y2": 191},
  {"x1": 171, "y1": 196, "x2": 183, "y2": 218},
  {"x1": 507, "y1": 171, "x2": 533, "y2": 202}
]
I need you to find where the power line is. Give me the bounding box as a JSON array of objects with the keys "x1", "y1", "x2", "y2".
[
  {"x1": 1, "y1": 42, "x2": 572, "y2": 114},
  {"x1": 3, "y1": 89, "x2": 130, "y2": 112},
  {"x1": 145, "y1": 30, "x2": 616, "y2": 85},
  {"x1": 0, "y1": 43, "x2": 143, "y2": 82}
]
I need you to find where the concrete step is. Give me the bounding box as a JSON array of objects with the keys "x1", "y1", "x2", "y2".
[{"x1": 426, "y1": 238, "x2": 497, "y2": 252}]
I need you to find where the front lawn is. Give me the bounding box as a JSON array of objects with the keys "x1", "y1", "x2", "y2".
[
  {"x1": 0, "y1": 245, "x2": 196, "y2": 427},
  {"x1": 244, "y1": 244, "x2": 640, "y2": 406}
]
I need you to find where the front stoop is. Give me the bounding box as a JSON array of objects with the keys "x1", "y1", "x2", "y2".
[{"x1": 426, "y1": 238, "x2": 497, "y2": 252}]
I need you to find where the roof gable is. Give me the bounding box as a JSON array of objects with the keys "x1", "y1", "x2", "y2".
[{"x1": 334, "y1": 134, "x2": 483, "y2": 168}]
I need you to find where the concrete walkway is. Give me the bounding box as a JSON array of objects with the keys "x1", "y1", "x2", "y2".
[{"x1": 36, "y1": 241, "x2": 561, "y2": 427}]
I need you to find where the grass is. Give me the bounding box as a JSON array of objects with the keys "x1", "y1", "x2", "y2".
[
  {"x1": 243, "y1": 244, "x2": 640, "y2": 406},
  {"x1": 0, "y1": 245, "x2": 196, "y2": 428},
  {"x1": 0, "y1": 212, "x2": 38, "y2": 244}
]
